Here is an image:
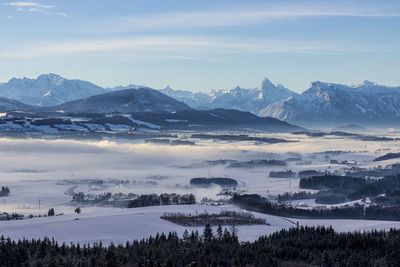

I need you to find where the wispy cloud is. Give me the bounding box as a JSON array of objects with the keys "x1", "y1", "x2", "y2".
[
  {"x1": 7, "y1": 1, "x2": 54, "y2": 13},
  {"x1": 0, "y1": 35, "x2": 394, "y2": 59},
  {"x1": 6, "y1": 1, "x2": 69, "y2": 16},
  {"x1": 7, "y1": 1, "x2": 54, "y2": 9},
  {"x1": 107, "y1": 3, "x2": 400, "y2": 32}
]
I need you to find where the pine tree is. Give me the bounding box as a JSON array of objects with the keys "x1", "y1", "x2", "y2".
[
  {"x1": 217, "y1": 224, "x2": 223, "y2": 240},
  {"x1": 203, "y1": 224, "x2": 213, "y2": 241},
  {"x1": 75, "y1": 207, "x2": 81, "y2": 214},
  {"x1": 47, "y1": 208, "x2": 55, "y2": 217},
  {"x1": 183, "y1": 229, "x2": 190, "y2": 243}
]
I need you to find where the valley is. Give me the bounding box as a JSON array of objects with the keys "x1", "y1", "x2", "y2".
[
  {"x1": 0, "y1": 77, "x2": 399, "y2": 247},
  {"x1": 0, "y1": 128, "x2": 399, "y2": 244},
  {"x1": 2, "y1": 1, "x2": 399, "y2": 264}
]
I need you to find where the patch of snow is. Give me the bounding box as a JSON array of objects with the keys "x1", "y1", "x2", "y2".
[
  {"x1": 83, "y1": 123, "x2": 107, "y2": 131},
  {"x1": 166, "y1": 119, "x2": 188, "y2": 123},
  {"x1": 130, "y1": 119, "x2": 161, "y2": 129},
  {"x1": 106, "y1": 123, "x2": 132, "y2": 132},
  {"x1": 54, "y1": 124, "x2": 88, "y2": 132},
  {"x1": 356, "y1": 104, "x2": 367, "y2": 114}
]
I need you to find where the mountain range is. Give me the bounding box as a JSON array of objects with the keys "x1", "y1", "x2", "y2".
[
  {"x1": 0, "y1": 74, "x2": 302, "y2": 132},
  {"x1": 260, "y1": 80, "x2": 400, "y2": 126},
  {"x1": 160, "y1": 78, "x2": 297, "y2": 114},
  {"x1": 0, "y1": 74, "x2": 399, "y2": 127},
  {"x1": 161, "y1": 79, "x2": 400, "y2": 127},
  {"x1": 0, "y1": 74, "x2": 105, "y2": 106}
]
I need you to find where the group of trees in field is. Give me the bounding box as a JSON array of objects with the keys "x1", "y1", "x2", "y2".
[
  {"x1": 161, "y1": 210, "x2": 266, "y2": 226},
  {"x1": 297, "y1": 174, "x2": 400, "y2": 205},
  {"x1": 71, "y1": 191, "x2": 196, "y2": 208},
  {"x1": 47, "y1": 208, "x2": 55, "y2": 217},
  {"x1": 233, "y1": 193, "x2": 400, "y2": 221},
  {"x1": 127, "y1": 193, "x2": 196, "y2": 208},
  {"x1": 299, "y1": 175, "x2": 366, "y2": 191},
  {"x1": 190, "y1": 177, "x2": 238, "y2": 187},
  {"x1": 227, "y1": 159, "x2": 287, "y2": 168},
  {"x1": 72, "y1": 192, "x2": 114, "y2": 203},
  {"x1": 269, "y1": 170, "x2": 296, "y2": 178},
  {"x1": 277, "y1": 191, "x2": 317, "y2": 203},
  {"x1": 0, "y1": 213, "x2": 23, "y2": 221},
  {"x1": 0, "y1": 186, "x2": 10, "y2": 197},
  {"x1": 1, "y1": 225, "x2": 400, "y2": 266}
]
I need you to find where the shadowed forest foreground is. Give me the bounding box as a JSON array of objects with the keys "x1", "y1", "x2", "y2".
[{"x1": 1, "y1": 225, "x2": 400, "y2": 266}]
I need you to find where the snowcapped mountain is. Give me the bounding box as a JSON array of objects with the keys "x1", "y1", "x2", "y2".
[
  {"x1": 2, "y1": 73, "x2": 399, "y2": 127},
  {"x1": 208, "y1": 86, "x2": 260, "y2": 112},
  {"x1": 160, "y1": 78, "x2": 298, "y2": 114},
  {"x1": 260, "y1": 80, "x2": 400, "y2": 126},
  {"x1": 0, "y1": 74, "x2": 297, "y2": 115},
  {"x1": 52, "y1": 87, "x2": 193, "y2": 113},
  {"x1": 159, "y1": 86, "x2": 214, "y2": 108},
  {"x1": 0, "y1": 74, "x2": 106, "y2": 106},
  {"x1": 255, "y1": 78, "x2": 297, "y2": 105}
]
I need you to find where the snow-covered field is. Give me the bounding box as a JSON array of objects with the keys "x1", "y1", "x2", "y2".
[
  {"x1": 1, "y1": 204, "x2": 400, "y2": 245},
  {"x1": 0, "y1": 132, "x2": 399, "y2": 244}
]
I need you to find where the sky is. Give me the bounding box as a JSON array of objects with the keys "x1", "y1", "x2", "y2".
[{"x1": 0, "y1": 0, "x2": 399, "y2": 92}]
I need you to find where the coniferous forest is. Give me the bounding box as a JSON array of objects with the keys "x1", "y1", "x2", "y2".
[{"x1": 1, "y1": 225, "x2": 400, "y2": 266}]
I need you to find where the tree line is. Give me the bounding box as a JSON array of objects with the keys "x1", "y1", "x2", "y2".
[
  {"x1": 233, "y1": 193, "x2": 400, "y2": 221},
  {"x1": 127, "y1": 193, "x2": 196, "y2": 208},
  {"x1": 71, "y1": 192, "x2": 196, "y2": 208},
  {"x1": 161, "y1": 210, "x2": 266, "y2": 226},
  {"x1": 1, "y1": 225, "x2": 400, "y2": 266},
  {"x1": 298, "y1": 174, "x2": 400, "y2": 204}
]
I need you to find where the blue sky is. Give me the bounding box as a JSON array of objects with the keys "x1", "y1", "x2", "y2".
[{"x1": 0, "y1": 0, "x2": 399, "y2": 92}]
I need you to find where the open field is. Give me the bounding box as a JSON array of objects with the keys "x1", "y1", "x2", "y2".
[{"x1": 2, "y1": 204, "x2": 400, "y2": 245}]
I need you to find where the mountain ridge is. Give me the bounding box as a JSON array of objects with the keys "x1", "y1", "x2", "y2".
[
  {"x1": 0, "y1": 73, "x2": 106, "y2": 106},
  {"x1": 160, "y1": 77, "x2": 298, "y2": 114},
  {"x1": 50, "y1": 87, "x2": 193, "y2": 113},
  {"x1": 260, "y1": 80, "x2": 400, "y2": 126},
  {"x1": 1, "y1": 73, "x2": 399, "y2": 127}
]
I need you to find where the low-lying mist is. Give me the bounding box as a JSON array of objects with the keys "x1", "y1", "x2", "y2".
[{"x1": 0, "y1": 134, "x2": 398, "y2": 215}]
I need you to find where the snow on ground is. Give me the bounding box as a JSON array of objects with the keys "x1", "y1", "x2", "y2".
[
  {"x1": 166, "y1": 119, "x2": 188, "y2": 123},
  {"x1": 129, "y1": 118, "x2": 161, "y2": 129},
  {"x1": 82, "y1": 123, "x2": 107, "y2": 131},
  {"x1": 54, "y1": 124, "x2": 87, "y2": 132},
  {"x1": 0, "y1": 133, "x2": 399, "y2": 244},
  {"x1": 0, "y1": 122, "x2": 24, "y2": 131},
  {"x1": 105, "y1": 123, "x2": 132, "y2": 132},
  {"x1": 1, "y1": 204, "x2": 400, "y2": 245},
  {"x1": 27, "y1": 124, "x2": 60, "y2": 134}
]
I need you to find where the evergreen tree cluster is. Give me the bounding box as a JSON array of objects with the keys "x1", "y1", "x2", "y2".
[
  {"x1": 298, "y1": 174, "x2": 400, "y2": 204},
  {"x1": 161, "y1": 210, "x2": 266, "y2": 226},
  {"x1": 71, "y1": 192, "x2": 195, "y2": 208},
  {"x1": 233, "y1": 193, "x2": 400, "y2": 221},
  {"x1": 127, "y1": 193, "x2": 195, "y2": 208},
  {"x1": 1, "y1": 226, "x2": 400, "y2": 266},
  {"x1": 0, "y1": 186, "x2": 10, "y2": 197},
  {"x1": 299, "y1": 175, "x2": 365, "y2": 191},
  {"x1": 277, "y1": 191, "x2": 316, "y2": 203}
]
